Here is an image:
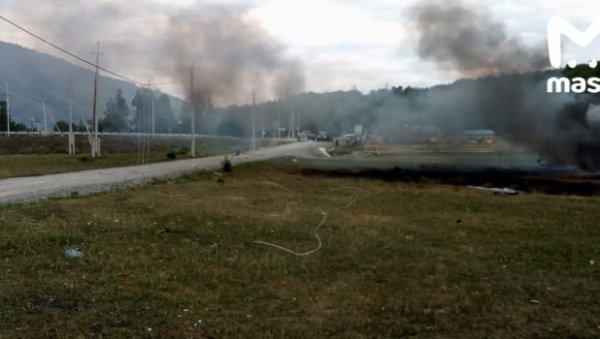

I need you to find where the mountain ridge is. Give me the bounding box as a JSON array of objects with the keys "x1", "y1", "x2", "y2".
[{"x1": 0, "y1": 40, "x2": 182, "y2": 126}]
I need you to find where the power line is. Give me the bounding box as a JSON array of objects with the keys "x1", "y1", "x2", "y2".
[
  {"x1": 151, "y1": 80, "x2": 187, "y2": 86},
  {"x1": 0, "y1": 14, "x2": 172, "y2": 87}
]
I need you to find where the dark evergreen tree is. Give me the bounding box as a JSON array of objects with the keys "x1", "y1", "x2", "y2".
[{"x1": 99, "y1": 89, "x2": 131, "y2": 132}]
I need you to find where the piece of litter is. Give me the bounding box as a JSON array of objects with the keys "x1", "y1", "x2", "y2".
[
  {"x1": 530, "y1": 299, "x2": 541, "y2": 304},
  {"x1": 63, "y1": 246, "x2": 84, "y2": 259},
  {"x1": 318, "y1": 147, "x2": 332, "y2": 158},
  {"x1": 292, "y1": 158, "x2": 298, "y2": 163},
  {"x1": 590, "y1": 260, "x2": 595, "y2": 266},
  {"x1": 467, "y1": 186, "x2": 518, "y2": 195}
]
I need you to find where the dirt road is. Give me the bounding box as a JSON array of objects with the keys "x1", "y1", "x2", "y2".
[{"x1": 0, "y1": 142, "x2": 320, "y2": 204}]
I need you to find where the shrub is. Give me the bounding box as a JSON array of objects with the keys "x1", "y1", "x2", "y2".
[{"x1": 222, "y1": 156, "x2": 232, "y2": 173}]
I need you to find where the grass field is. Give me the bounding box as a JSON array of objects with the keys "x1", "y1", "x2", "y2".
[
  {"x1": 0, "y1": 135, "x2": 283, "y2": 179},
  {"x1": 0, "y1": 162, "x2": 599, "y2": 337},
  {"x1": 0, "y1": 153, "x2": 178, "y2": 179}
]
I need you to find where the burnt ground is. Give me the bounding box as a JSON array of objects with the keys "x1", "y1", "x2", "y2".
[{"x1": 298, "y1": 166, "x2": 600, "y2": 196}]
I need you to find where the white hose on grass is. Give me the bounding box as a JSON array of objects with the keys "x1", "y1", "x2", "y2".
[
  {"x1": 254, "y1": 211, "x2": 328, "y2": 257},
  {"x1": 251, "y1": 181, "x2": 364, "y2": 256},
  {"x1": 253, "y1": 181, "x2": 295, "y2": 193}
]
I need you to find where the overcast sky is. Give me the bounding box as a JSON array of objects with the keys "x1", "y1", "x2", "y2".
[{"x1": 1, "y1": 0, "x2": 600, "y2": 101}]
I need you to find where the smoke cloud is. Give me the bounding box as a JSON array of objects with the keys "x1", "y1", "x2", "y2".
[
  {"x1": 403, "y1": 0, "x2": 600, "y2": 170},
  {"x1": 158, "y1": 5, "x2": 305, "y2": 107},
  {"x1": 5, "y1": 0, "x2": 305, "y2": 107},
  {"x1": 410, "y1": 0, "x2": 546, "y2": 77}
]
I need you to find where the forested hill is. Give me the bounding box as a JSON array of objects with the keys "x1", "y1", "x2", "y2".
[
  {"x1": 0, "y1": 40, "x2": 181, "y2": 126},
  {"x1": 202, "y1": 69, "x2": 564, "y2": 138}
]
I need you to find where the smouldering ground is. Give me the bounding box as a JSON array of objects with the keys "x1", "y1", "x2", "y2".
[{"x1": 0, "y1": 162, "x2": 599, "y2": 337}]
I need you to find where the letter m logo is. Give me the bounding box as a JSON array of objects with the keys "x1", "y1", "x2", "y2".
[{"x1": 548, "y1": 16, "x2": 600, "y2": 69}]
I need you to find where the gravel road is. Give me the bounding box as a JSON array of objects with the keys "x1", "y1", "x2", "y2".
[{"x1": 0, "y1": 141, "x2": 320, "y2": 204}]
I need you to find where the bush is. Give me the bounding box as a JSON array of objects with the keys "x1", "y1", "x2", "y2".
[
  {"x1": 222, "y1": 156, "x2": 232, "y2": 173},
  {"x1": 177, "y1": 147, "x2": 190, "y2": 155}
]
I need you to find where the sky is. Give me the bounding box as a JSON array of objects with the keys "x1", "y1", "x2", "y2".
[{"x1": 1, "y1": 0, "x2": 600, "y2": 101}]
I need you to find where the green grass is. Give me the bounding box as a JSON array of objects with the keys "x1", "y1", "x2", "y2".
[
  {"x1": 0, "y1": 153, "x2": 178, "y2": 179},
  {"x1": 334, "y1": 144, "x2": 362, "y2": 155},
  {"x1": 0, "y1": 136, "x2": 281, "y2": 179},
  {"x1": 0, "y1": 162, "x2": 599, "y2": 337}
]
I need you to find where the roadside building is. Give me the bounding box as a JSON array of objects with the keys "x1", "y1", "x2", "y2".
[{"x1": 462, "y1": 130, "x2": 496, "y2": 144}]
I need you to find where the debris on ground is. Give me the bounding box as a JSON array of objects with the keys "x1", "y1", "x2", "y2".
[
  {"x1": 318, "y1": 147, "x2": 332, "y2": 158},
  {"x1": 467, "y1": 185, "x2": 518, "y2": 195},
  {"x1": 63, "y1": 246, "x2": 84, "y2": 259}
]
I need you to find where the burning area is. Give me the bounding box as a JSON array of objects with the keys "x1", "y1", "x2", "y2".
[{"x1": 405, "y1": 0, "x2": 600, "y2": 171}]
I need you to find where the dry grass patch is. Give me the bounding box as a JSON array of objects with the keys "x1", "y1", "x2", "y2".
[{"x1": 0, "y1": 162, "x2": 599, "y2": 337}]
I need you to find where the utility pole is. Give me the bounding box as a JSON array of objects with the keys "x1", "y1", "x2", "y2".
[
  {"x1": 67, "y1": 79, "x2": 75, "y2": 154},
  {"x1": 260, "y1": 103, "x2": 264, "y2": 139},
  {"x1": 288, "y1": 99, "x2": 295, "y2": 140},
  {"x1": 189, "y1": 57, "x2": 203, "y2": 156},
  {"x1": 91, "y1": 42, "x2": 101, "y2": 158},
  {"x1": 148, "y1": 78, "x2": 155, "y2": 137},
  {"x1": 41, "y1": 97, "x2": 48, "y2": 134},
  {"x1": 252, "y1": 91, "x2": 256, "y2": 151},
  {"x1": 151, "y1": 91, "x2": 155, "y2": 137},
  {"x1": 4, "y1": 82, "x2": 9, "y2": 137},
  {"x1": 190, "y1": 67, "x2": 196, "y2": 158}
]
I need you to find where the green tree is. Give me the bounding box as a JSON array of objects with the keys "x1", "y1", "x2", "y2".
[
  {"x1": 54, "y1": 120, "x2": 70, "y2": 133},
  {"x1": 0, "y1": 101, "x2": 27, "y2": 132},
  {"x1": 99, "y1": 89, "x2": 130, "y2": 132}
]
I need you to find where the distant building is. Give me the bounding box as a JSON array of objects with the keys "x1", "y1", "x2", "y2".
[{"x1": 462, "y1": 130, "x2": 496, "y2": 144}]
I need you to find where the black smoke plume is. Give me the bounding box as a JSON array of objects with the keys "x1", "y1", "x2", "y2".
[
  {"x1": 410, "y1": 0, "x2": 546, "y2": 77},
  {"x1": 407, "y1": 0, "x2": 600, "y2": 170},
  {"x1": 158, "y1": 5, "x2": 305, "y2": 108}
]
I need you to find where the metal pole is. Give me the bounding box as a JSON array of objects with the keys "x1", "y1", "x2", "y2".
[
  {"x1": 5, "y1": 83, "x2": 9, "y2": 137},
  {"x1": 91, "y1": 42, "x2": 101, "y2": 158}
]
